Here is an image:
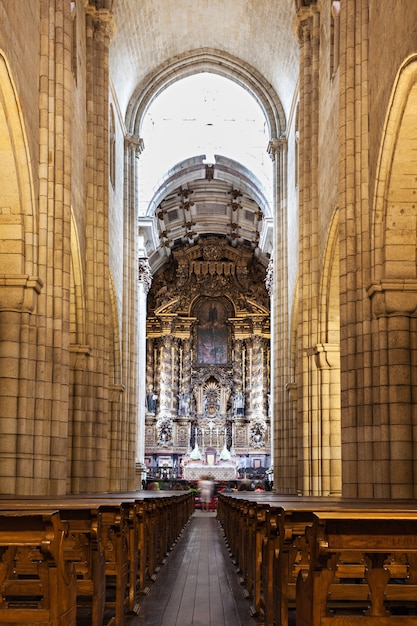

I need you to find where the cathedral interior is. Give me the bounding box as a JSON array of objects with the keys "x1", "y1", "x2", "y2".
[{"x1": 1, "y1": 0, "x2": 417, "y2": 501}]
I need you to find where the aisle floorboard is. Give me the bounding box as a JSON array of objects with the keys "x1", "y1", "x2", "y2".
[{"x1": 127, "y1": 510, "x2": 259, "y2": 626}]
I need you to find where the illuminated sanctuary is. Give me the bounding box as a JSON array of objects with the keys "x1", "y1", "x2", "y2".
[{"x1": 143, "y1": 236, "x2": 271, "y2": 481}]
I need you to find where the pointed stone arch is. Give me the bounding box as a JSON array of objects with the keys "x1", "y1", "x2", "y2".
[
  {"x1": 126, "y1": 48, "x2": 286, "y2": 140},
  {"x1": 372, "y1": 54, "x2": 417, "y2": 287},
  {"x1": 0, "y1": 50, "x2": 39, "y2": 288},
  {"x1": 0, "y1": 51, "x2": 42, "y2": 494},
  {"x1": 367, "y1": 54, "x2": 417, "y2": 497},
  {"x1": 315, "y1": 208, "x2": 341, "y2": 495}
]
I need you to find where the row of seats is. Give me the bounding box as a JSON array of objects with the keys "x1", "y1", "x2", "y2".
[
  {"x1": 0, "y1": 491, "x2": 194, "y2": 625},
  {"x1": 217, "y1": 492, "x2": 417, "y2": 625}
]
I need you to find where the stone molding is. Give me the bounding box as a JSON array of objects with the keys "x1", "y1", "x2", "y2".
[
  {"x1": 138, "y1": 258, "x2": 152, "y2": 293},
  {"x1": 0, "y1": 275, "x2": 43, "y2": 313},
  {"x1": 367, "y1": 280, "x2": 417, "y2": 317}
]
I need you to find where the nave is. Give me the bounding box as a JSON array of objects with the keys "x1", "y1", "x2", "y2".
[{"x1": 129, "y1": 511, "x2": 260, "y2": 626}]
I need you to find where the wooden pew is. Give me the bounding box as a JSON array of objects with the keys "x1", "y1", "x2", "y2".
[
  {"x1": 217, "y1": 493, "x2": 417, "y2": 626},
  {"x1": 0, "y1": 510, "x2": 77, "y2": 625},
  {"x1": 0, "y1": 491, "x2": 194, "y2": 626},
  {"x1": 296, "y1": 511, "x2": 417, "y2": 625},
  {"x1": 86, "y1": 491, "x2": 194, "y2": 600},
  {"x1": 0, "y1": 498, "x2": 128, "y2": 626}
]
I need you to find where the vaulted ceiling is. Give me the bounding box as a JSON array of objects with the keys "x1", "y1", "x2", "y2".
[
  {"x1": 110, "y1": 1, "x2": 299, "y2": 119},
  {"x1": 108, "y1": 0, "x2": 300, "y2": 271}
]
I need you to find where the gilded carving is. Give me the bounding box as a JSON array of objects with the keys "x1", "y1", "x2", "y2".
[{"x1": 145, "y1": 236, "x2": 271, "y2": 477}]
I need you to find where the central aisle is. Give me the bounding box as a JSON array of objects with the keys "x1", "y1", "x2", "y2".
[{"x1": 129, "y1": 510, "x2": 259, "y2": 626}]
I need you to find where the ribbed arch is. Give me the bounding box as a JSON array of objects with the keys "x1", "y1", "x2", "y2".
[{"x1": 125, "y1": 48, "x2": 286, "y2": 141}]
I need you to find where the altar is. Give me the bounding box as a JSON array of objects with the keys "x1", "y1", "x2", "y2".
[
  {"x1": 182, "y1": 443, "x2": 237, "y2": 481},
  {"x1": 183, "y1": 463, "x2": 237, "y2": 481}
]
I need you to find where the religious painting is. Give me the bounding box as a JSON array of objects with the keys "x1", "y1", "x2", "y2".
[{"x1": 197, "y1": 299, "x2": 228, "y2": 364}]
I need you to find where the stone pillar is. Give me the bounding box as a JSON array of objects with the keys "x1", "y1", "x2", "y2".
[
  {"x1": 122, "y1": 133, "x2": 144, "y2": 491},
  {"x1": 367, "y1": 283, "x2": 417, "y2": 497},
  {"x1": 0, "y1": 280, "x2": 42, "y2": 494},
  {"x1": 1, "y1": 0, "x2": 74, "y2": 495},
  {"x1": 73, "y1": 3, "x2": 113, "y2": 492},
  {"x1": 338, "y1": 0, "x2": 371, "y2": 497},
  {"x1": 295, "y1": 3, "x2": 321, "y2": 495},
  {"x1": 312, "y1": 343, "x2": 342, "y2": 495},
  {"x1": 268, "y1": 134, "x2": 294, "y2": 492}
]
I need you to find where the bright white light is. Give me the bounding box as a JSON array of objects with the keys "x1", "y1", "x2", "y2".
[{"x1": 138, "y1": 73, "x2": 272, "y2": 213}]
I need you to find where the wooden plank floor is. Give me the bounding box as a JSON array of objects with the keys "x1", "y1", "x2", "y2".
[{"x1": 127, "y1": 510, "x2": 260, "y2": 626}]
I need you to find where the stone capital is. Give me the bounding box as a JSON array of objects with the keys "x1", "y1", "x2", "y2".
[
  {"x1": 311, "y1": 343, "x2": 340, "y2": 370},
  {"x1": 293, "y1": 5, "x2": 314, "y2": 43},
  {"x1": 267, "y1": 136, "x2": 287, "y2": 161},
  {"x1": 125, "y1": 134, "x2": 145, "y2": 156},
  {"x1": 0, "y1": 275, "x2": 43, "y2": 313},
  {"x1": 367, "y1": 280, "x2": 417, "y2": 318},
  {"x1": 70, "y1": 344, "x2": 92, "y2": 371},
  {"x1": 286, "y1": 381, "x2": 297, "y2": 402},
  {"x1": 109, "y1": 383, "x2": 126, "y2": 403},
  {"x1": 85, "y1": 4, "x2": 114, "y2": 40}
]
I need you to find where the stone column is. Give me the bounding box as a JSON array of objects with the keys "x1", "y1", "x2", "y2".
[
  {"x1": 0, "y1": 280, "x2": 42, "y2": 494},
  {"x1": 4, "y1": 0, "x2": 73, "y2": 495},
  {"x1": 295, "y1": 3, "x2": 321, "y2": 495},
  {"x1": 338, "y1": 0, "x2": 371, "y2": 497},
  {"x1": 367, "y1": 283, "x2": 417, "y2": 497},
  {"x1": 74, "y1": 3, "x2": 113, "y2": 492},
  {"x1": 312, "y1": 343, "x2": 342, "y2": 495},
  {"x1": 122, "y1": 133, "x2": 144, "y2": 491},
  {"x1": 268, "y1": 134, "x2": 294, "y2": 492}
]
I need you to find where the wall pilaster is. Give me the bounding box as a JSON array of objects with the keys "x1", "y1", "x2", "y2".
[
  {"x1": 367, "y1": 281, "x2": 417, "y2": 497},
  {"x1": 294, "y1": 2, "x2": 322, "y2": 494},
  {"x1": 338, "y1": 0, "x2": 372, "y2": 497},
  {"x1": 71, "y1": 3, "x2": 113, "y2": 492},
  {"x1": 7, "y1": 0, "x2": 73, "y2": 495},
  {"x1": 268, "y1": 135, "x2": 295, "y2": 492}
]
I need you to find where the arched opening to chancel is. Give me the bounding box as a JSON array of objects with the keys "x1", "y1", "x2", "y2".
[{"x1": 128, "y1": 60, "x2": 283, "y2": 486}]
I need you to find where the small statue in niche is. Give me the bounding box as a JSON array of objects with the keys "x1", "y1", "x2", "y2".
[
  {"x1": 146, "y1": 387, "x2": 158, "y2": 414},
  {"x1": 178, "y1": 392, "x2": 191, "y2": 416},
  {"x1": 233, "y1": 391, "x2": 245, "y2": 415}
]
